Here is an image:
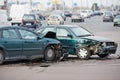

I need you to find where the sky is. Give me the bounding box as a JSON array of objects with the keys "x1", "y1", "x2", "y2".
[{"x1": 8, "y1": 0, "x2": 120, "y2": 8}]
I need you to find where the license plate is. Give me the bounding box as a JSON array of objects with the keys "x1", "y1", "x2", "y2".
[{"x1": 26, "y1": 23, "x2": 31, "y2": 25}]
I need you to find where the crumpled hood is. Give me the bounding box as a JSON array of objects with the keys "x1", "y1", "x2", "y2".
[{"x1": 82, "y1": 36, "x2": 114, "y2": 42}]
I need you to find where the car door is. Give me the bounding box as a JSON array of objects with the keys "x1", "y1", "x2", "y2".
[
  {"x1": 1, "y1": 28, "x2": 22, "y2": 59},
  {"x1": 56, "y1": 27, "x2": 76, "y2": 55},
  {"x1": 18, "y1": 29, "x2": 43, "y2": 58}
]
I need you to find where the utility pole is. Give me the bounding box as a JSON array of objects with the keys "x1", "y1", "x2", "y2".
[
  {"x1": 71, "y1": 0, "x2": 73, "y2": 10},
  {"x1": 62, "y1": 0, "x2": 65, "y2": 11},
  {"x1": 29, "y1": 0, "x2": 32, "y2": 11},
  {"x1": 86, "y1": 0, "x2": 88, "y2": 9},
  {"x1": 15, "y1": 0, "x2": 19, "y2": 5},
  {"x1": 80, "y1": 0, "x2": 82, "y2": 9}
]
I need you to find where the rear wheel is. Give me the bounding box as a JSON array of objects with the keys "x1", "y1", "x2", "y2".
[
  {"x1": 77, "y1": 47, "x2": 91, "y2": 60},
  {"x1": 82, "y1": 19, "x2": 84, "y2": 22},
  {"x1": 0, "y1": 50, "x2": 4, "y2": 64},
  {"x1": 44, "y1": 46, "x2": 55, "y2": 61}
]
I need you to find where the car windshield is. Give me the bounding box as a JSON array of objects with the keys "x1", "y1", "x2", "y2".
[
  {"x1": 73, "y1": 14, "x2": 80, "y2": 16},
  {"x1": 50, "y1": 15, "x2": 58, "y2": 19},
  {"x1": 105, "y1": 12, "x2": 112, "y2": 16},
  {"x1": 115, "y1": 16, "x2": 120, "y2": 19},
  {"x1": 70, "y1": 27, "x2": 93, "y2": 37},
  {"x1": 23, "y1": 15, "x2": 35, "y2": 20},
  {"x1": 81, "y1": 11, "x2": 87, "y2": 13}
]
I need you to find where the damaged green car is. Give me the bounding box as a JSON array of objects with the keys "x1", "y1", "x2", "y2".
[{"x1": 35, "y1": 25, "x2": 118, "y2": 59}]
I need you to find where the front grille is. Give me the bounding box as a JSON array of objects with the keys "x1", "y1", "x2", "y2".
[{"x1": 106, "y1": 42, "x2": 115, "y2": 46}]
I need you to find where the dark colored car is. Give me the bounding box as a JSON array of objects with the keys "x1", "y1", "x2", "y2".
[
  {"x1": 21, "y1": 14, "x2": 42, "y2": 29},
  {"x1": 32, "y1": 10, "x2": 46, "y2": 20},
  {"x1": 64, "y1": 10, "x2": 72, "y2": 17},
  {"x1": 93, "y1": 10, "x2": 101, "y2": 16},
  {"x1": 103, "y1": 11, "x2": 114, "y2": 22},
  {"x1": 0, "y1": 26, "x2": 62, "y2": 64},
  {"x1": 35, "y1": 25, "x2": 118, "y2": 59}
]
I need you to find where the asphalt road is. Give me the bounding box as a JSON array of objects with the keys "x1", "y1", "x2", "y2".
[{"x1": 0, "y1": 16, "x2": 120, "y2": 80}]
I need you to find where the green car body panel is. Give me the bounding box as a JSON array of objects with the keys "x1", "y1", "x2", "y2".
[
  {"x1": 0, "y1": 26, "x2": 61, "y2": 62},
  {"x1": 35, "y1": 25, "x2": 118, "y2": 56}
]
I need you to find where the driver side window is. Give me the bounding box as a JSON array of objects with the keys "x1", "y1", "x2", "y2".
[{"x1": 57, "y1": 28, "x2": 70, "y2": 37}]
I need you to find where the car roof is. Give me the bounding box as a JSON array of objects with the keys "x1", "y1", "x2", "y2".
[
  {"x1": 45, "y1": 25, "x2": 80, "y2": 28},
  {"x1": 0, "y1": 26, "x2": 29, "y2": 30}
]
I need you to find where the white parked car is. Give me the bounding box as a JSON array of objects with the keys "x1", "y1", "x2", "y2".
[
  {"x1": 80, "y1": 10, "x2": 90, "y2": 18},
  {"x1": 71, "y1": 14, "x2": 84, "y2": 22},
  {"x1": 47, "y1": 15, "x2": 64, "y2": 25}
]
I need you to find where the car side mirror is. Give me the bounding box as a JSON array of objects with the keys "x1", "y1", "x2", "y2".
[
  {"x1": 67, "y1": 34, "x2": 73, "y2": 38},
  {"x1": 37, "y1": 36, "x2": 42, "y2": 40},
  {"x1": 7, "y1": 17, "x2": 12, "y2": 21}
]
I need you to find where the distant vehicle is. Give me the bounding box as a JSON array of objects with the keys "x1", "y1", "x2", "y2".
[
  {"x1": 71, "y1": 14, "x2": 84, "y2": 22},
  {"x1": 47, "y1": 15, "x2": 64, "y2": 25},
  {"x1": 35, "y1": 25, "x2": 118, "y2": 59},
  {"x1": 0, "y1": 10, "x2": 8, "y2": 25},
  {"x1": 88, "y1": 10, "x2": 93, "y2": 16},
  {"x1": 93, "y1": 10, "x2": 101, "y2": 16},
  {"x1": 8, "y1": 4, "x2": 31, "y2": 26},
  {"x1": 79, "y1": 10, "x2": 90, "y2": 18},
  {"x1": 103, "y1": 11, "x2": 114, "y2": 22},
  {"x1": 21, "y1": 14, "x2": 42, "y2": 29},
  {"x1": 51, "y1": 10, "x2": 66, "y2": 21},
  {"x1": 32, "y1": 10, "x2": 46, "y2": 20},
  {"x1": 64, "y1": 10, "x2": 72, "y2": 17},
  {"x1": 0, "y1": 26, "x2": 62, "y2": 64},
  {"x1": 113, "y1": 15, "x2": 120, "y2": 26}
]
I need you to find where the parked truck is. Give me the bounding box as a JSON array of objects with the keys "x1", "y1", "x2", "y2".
[{"x1": 8, "y1": 4, "x2": 31, "y2": 26}]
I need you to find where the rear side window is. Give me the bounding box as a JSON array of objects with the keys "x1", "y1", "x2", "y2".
[{"x1": 2, "y1": 29, "x2": 18, "y2": 39}]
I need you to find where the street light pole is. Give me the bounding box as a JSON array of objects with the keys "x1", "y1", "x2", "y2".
[
  {"x1": 80, "y1": 0, "x2": 82, "y2": 9},
  {"x1": 62, "y1": 0, "x2": 65, "y2": 11},
  {"x1": 86, "y1": 0, "x2": 88, "y2": 9},
  {"x1": 29, "y1": 0, "x2": 32, "y2": 11}
]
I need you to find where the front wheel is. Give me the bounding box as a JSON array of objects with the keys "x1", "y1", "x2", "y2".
[
  {"x1": 0, "y1": 50, "x2": 4, "y2": 64},
  {"x1": 44, "y1": 46, "x2": 55, "y2": 61},
  {"x1": 98, "y1": 54, "x2": 109, "y2": 58},
  {"x1": 77, "y1": 47, "x2": 91, "y2": 60}
]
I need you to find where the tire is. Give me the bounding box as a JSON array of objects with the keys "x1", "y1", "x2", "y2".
[
  {"x1": 71, "y1": 19, "x2": 73, "y2": 22},
  {"x1": 98, "y1": 54, "x2": 109, "y2": 58},
  {"x1": 82, "y1": 19, "x2": 84, "y2": 22},
  {"x1": 114, "y1": 24, "x2": 116, "y2": 27},
  {"x1": 0, "y1": 50, "x2": 4, "y2": 64},
  {"x1": 77, "y1": 47, "x2": 91, "y2": 60},
  {"x1": 11, "y1": 23, "x2": 14, "y2": 26},
  {"x1": 44, "y1": 46, "x2": 55, "y2": 61}
]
